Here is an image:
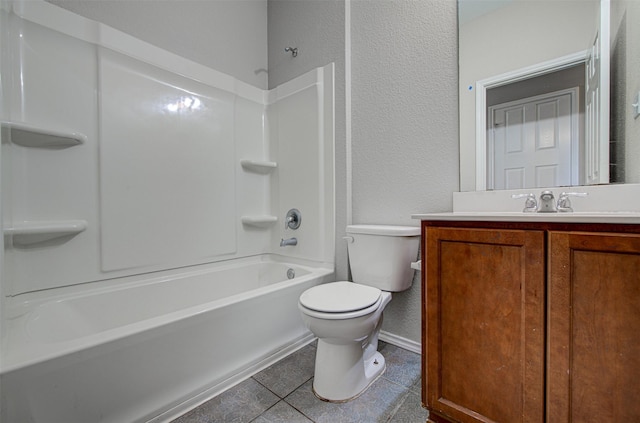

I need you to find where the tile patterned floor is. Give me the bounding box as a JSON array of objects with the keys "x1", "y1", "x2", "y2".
[{"x1": 172, "y1": 341, "x2": 429, "y2": 423}]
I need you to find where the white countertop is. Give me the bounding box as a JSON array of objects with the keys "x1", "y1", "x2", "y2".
[
  {"x1": 411, "y1": 212, "x2": 640, "y2": 224},
  {"x1": 413, "y1": 184, "x2": 640, "y2": 224}
]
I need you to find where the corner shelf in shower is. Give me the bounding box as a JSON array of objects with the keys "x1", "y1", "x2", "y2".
[
  {"x1": 1, "y1": 121, "x2": 86, "y2": 148},
  {"x1": 240, "y1": 159, "x2": 277, "y2": 174},
  {"x1": 4, "y1": 220, "x2": 88, "y2": 245},
  {"x1": 241, "y1": 215, "x2": 278, "y2": 227}
]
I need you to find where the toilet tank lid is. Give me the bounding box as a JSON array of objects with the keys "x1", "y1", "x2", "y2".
[{"x1": 346, "y1": 225, "x2": 420, "y2": 236}]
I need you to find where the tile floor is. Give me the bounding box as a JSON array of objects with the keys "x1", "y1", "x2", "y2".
[{"x1": 172, "y1": 341, "x2": 429, "y2": 423}]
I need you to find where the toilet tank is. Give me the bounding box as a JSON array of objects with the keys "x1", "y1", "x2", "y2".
[{"x1": 346, "y1": 225, "x2": 420, "y2": 292}]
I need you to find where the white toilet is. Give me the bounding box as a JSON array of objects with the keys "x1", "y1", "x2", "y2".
[{"x1": 298, "y1": 224, "x2": 420, "y2": 402}]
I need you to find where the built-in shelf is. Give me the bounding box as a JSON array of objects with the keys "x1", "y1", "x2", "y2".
[
  {"x1": 241, "y1": 215, "x2": 278, "y2": 227},
  {"x1": 4, "y1": 220, "x2": 88, "y2": 245},
  {"x1": 2, "y1": 121, "x2": 86, "y2": 148},
  {"x1": 240, "y1": 159, "x2": 277, "y2": 174}
]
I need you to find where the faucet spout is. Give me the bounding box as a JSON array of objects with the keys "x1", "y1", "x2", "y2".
[
  {"x1": 537, "y1": 190, "x2": 557, "y2": 213},
  {"x1": 280, "y1": 237, "x2": 297, "y2": 247}
]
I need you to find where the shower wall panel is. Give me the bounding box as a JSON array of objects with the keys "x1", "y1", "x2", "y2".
[
  {"x1": 1, "y1": 2, "x2": 266, "y2": 295},
  {"x1": 3, "y1": 14, "x2": 102, "y2": 294},
  {"x1": 1, "y1": 1, "x2": 334, "y2": 298},
  {"x1": 98, "y1": 49, "x2": 236, "y2": 271}
]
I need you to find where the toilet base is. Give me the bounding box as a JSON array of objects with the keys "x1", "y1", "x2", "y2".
[{"x1": 312, "y1": 340, "x2": 386, "y2": 402}]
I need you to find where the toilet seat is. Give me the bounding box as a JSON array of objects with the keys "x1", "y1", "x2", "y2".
[{"x1": 299, "y1": 281, "x2": 383, "y2": 320}]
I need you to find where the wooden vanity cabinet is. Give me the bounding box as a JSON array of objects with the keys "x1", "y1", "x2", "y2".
[{"x1": 421, "y1": 221, "x2": 640, "y2": 423}]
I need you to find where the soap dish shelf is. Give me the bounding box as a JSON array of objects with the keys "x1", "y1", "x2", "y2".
[
  {"x1": 4, "y1": 220, "x2": 88, "y2": 245},
  {"x1": 2, "y1": 121, "x2": 86, "y2": 148},
  {"x1": 241, "y1": 215, "x2": 278, "y2": 227}
]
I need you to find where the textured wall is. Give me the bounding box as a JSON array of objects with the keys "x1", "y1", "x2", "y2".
[
  {"x1": 267, "y1": 0, "x2": 349, "y2": 280},
  {"x1": 45, "y1": 0, "x2": 269, "y2": 89},
  {"x1": 351, "y1": 0, "x2": 459, "y2": 343}
]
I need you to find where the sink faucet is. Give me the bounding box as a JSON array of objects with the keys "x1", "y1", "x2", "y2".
[
  {"x1": 280, "y1": 237, "x2": 297, "y2": 247},
  {"x1": 537, "y1": 190, "x2": 557, "y2": 213},
  {"x1": 513, "y1": 190, "x2": 588, "y2": 213}
]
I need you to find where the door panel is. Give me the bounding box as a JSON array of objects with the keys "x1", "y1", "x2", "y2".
[
  {"x1": 425, "y1": 227, "x2": 545, "y2": 423},
  {"x1": 548, "y1": 232, "x2": 640, "y2": 421}
]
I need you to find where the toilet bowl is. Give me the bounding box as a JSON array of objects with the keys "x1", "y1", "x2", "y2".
[{"x1": 298, "y1": 225, "x2": 420, "y2": 402}]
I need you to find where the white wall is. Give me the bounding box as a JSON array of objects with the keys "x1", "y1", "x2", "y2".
[
  {"x1": 459, "y1": 0, "x2": 598, "y2": 191},
  {"x1": 45, "y1": 0, "x2": 269, "y2": 89}
]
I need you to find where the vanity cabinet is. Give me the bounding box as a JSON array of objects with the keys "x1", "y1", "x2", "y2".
[{"x1": 421, "y1": 221, "x2": 640, "y2": 423}]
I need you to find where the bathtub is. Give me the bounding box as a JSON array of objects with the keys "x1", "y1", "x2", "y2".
[{"x1": 1, "y1": 255, "x2": 333, "y2": 423}]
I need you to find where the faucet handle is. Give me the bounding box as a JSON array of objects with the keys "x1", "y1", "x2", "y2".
[
  {"x1": 511, "y1": 193, "x2": 537, "y2": 213},
  {"x1": 557, "y1": 192, "x2": 588, "y2": 213},
  {"x1": 284, "y1": 208, "x2": 301, "y2": 230}
]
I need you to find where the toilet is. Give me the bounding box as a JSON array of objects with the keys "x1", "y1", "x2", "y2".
[{"x1": 298, "y1": 224, "x2": 420, "y2": 402}]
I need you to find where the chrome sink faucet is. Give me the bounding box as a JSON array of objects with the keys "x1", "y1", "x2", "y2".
[
  {"x1": 512, "y1": 190, "x2": 588, "y2": 213},
  {"x1": 537, "y1": 190, "x2": 557, "y2": 213}
]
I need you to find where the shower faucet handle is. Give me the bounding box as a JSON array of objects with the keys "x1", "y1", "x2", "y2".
[{"x1": 285, "y1": 209, "x2": 301, "y2": 230}]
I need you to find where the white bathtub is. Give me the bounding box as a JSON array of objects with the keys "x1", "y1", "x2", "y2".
[{"x1": 1, "y1": 255, "x2": 333, "y2": 423}]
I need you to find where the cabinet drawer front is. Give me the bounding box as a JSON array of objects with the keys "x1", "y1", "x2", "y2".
[{"x1": 425, "y1": 227, "x2": 545, "y2": 423}]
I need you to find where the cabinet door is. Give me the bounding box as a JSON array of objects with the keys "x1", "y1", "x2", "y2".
[
  {"x1": 548, "y1": 231, "x2": 640, "y2": 422},
  {"x1": 424, "y1": 227, "x2": 545, "y2": 423}
]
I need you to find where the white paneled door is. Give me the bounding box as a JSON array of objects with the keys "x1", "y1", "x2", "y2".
[{"x1": 488, "y1": 88, "x2": 579, "y2": 190}]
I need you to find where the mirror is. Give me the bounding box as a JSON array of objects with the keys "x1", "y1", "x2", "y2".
[{"x1": 458, "y1": 0, "x2": 640, "y2": 191}]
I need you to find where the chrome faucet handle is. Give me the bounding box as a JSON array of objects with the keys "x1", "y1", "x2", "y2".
[
  {"x1": 284, "y1": 208, "x2": 301, "y2": 230},
  {"x1": 557, "y1": 192, "x2": 588, "y2": 213},
  {"x1": 537, "y1": 190, "x2": 557, "y2": 213},
  {"x1": 511, "y1": 193, "x2": 537, "y2": 213}
]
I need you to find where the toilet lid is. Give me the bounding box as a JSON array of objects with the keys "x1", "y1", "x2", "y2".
[{"x1": 299, "y1": 281, "x2": 382, "y2": 313}]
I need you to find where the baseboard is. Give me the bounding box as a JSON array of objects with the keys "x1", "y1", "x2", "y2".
[{"x1": 379, "y1": 330, "x2": 421, "y2": 354}]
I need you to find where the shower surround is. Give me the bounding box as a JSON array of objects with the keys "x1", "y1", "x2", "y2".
[{"x1": 0, "y1": 1, "x2": 335, "y2": 421}]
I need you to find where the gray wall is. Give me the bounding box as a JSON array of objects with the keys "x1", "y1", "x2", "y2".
[
  {"x1": 45, "y1": 0, "x2": 269, "y2": 89},
  {"x1": 269, "y1": 0, "x2": 459, "y2": 343},
  {"x1": 350, "y1": 0, "x2": 458, "y2": 342}
]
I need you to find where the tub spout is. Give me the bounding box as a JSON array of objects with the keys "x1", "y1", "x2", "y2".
[{"x1": 280, "y1": 237, "x2": 297, "y2": 247}]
